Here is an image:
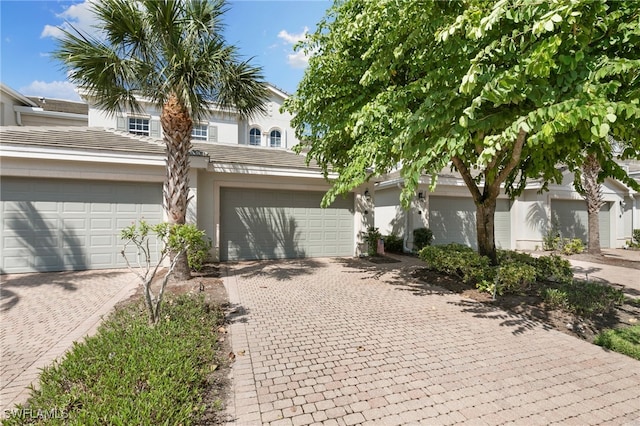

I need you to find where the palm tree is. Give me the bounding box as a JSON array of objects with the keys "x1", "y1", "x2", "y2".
[
  {"x1": 53, "y1": 0, "x2": 269, "y2": 279},
  {"x1": 576, "y1": 153, "x2": 604, "y2": 255}
]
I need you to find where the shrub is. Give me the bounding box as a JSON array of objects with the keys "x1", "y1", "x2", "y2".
[
  {"x1": 419, "y1": 244, "x2": 493, "y2": 285},
  {"x1": 496, "y1": 262, "x2": 537, "y2": 295},
  {"x1": 412, "y1": 228, "x2": 433, "y2": 251},
  {"x1": 595, "y1": 325, "x2": 640, "y2": 360},
  {"x1": 365, "y1": 226, "x2": 382, "y2": 256},
  {"x1": 544, "y1": 280, "x2": 625, "y2": 317},
  {"x1": 630, "y1": 229, "x2": 640, "y2": 248},
  {"x1": 562, "y1": 238, "x2": 585, "y2": 255},
  {"x1": 383, "y1": 234, "x2": 404, "y2": 254},
  {"x1": 534, "y1": 254, "x2": 573, "y2": 284},
  {"x1": 3, "y1": 294, "x2": 224, "y2": 425}
]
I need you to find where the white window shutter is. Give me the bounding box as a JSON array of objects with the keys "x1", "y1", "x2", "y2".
[
  {"x1": 150, "y1": 120, "x2": 160, "y2": 137},
  {"x1": 208, "y1": 125, "x2": 218, "y2": 143},
  {"x1": 116, "y1": 116, "x2": 126, "y2": 131}
]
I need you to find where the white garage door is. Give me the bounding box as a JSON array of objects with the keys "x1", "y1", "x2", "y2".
[
  {"x1": 429, "y1": 197, "x2": 511, "y2": 250},
  {"x1": 1, "y1": 177, "x2": 163, "y2": 273},
  {"x1": 551, "y1": 200, "x2": 610, "y2": 248},
  {"x1": 220, "y1": 188, "x2": 354, "y2": 261}
]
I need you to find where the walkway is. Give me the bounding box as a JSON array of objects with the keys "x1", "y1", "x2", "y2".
[
  {"x1": 0, "y1": 269, "x2": 137, "y2": 416},
  {"x1": 223, "y1": 257, "x2": 640, "y2": 425}
]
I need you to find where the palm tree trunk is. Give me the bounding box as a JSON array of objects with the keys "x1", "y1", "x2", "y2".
[
  {"x1": 581, "y1": 153, "x2": 604, "y2": 255},
  {"x1": 161, "y1": 94, "x2": 193, "y2": 280}
]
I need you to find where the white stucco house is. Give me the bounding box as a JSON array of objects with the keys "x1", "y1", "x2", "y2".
[
  {"x1": 0, "y1": 83, "x2": 374, "y2": 274},
  {"x1": 2, "y1": 81, "x2": 637, "y2": 274},
  {"x1": 374, "y1": 164, "x2": 639, "y2": 252}
]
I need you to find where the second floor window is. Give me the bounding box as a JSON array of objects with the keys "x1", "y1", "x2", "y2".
[
  {"x1": 270, "y1": 130, "x2": 281, "y2": 147},
  {"x1": 249, "y1": 128, "x2": 261, "y2": 146},
  {"x1": 192, "y1": 124, "x2": 207, "y2": 141},
  {"x1": 128, "y1": 117, "x2": 149, "y2": 136}
]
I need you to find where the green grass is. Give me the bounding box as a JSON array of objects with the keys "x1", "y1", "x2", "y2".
[
  {"x1": 3, "y1": 294, "x2": 224, "y2": 425},
  {"x1": 594, "y1": 325, "x2": 640, "y2": 361}
]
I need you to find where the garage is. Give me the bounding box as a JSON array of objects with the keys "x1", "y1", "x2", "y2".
[
  {"x1": 220, "y1": 187, "x2": 354, "y2": 261},
  {"x1": 1, "y1": 177, "x2": 163, "y2": 273},
  {"x1": 551, "y1": 200, "x2": 610, "y2": 248},
  {"x1": 429, "y1": 196, "x2": 511, "y2": 250}
]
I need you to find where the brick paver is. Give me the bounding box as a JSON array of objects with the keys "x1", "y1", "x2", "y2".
[
  {"x1": 223, "y1": 257, "x2": 640, "y2": 425},
  {"x1": 0, "y1": 269, "x2": 137, "y2": 416}
]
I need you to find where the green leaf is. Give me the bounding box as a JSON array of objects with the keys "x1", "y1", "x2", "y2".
[
  {"x1": 599, "y1": 123, "x2": 610, "y2": 138},
  {"x1": 606, "y1": 113, "x2": 617, "y2": 123}
]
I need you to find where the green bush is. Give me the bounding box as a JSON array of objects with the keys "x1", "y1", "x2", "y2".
[
  {"x1": 630, "y1": 229, "x2": 640, "y2": 248},
  {"x1": 412, "y1": 228, "x2": 433, "y2": 251},
  {"x1": 156, "y1": 223, "x2": 212, "y2": 271},
  {"x1": 365, "y1": 226, "x2": 382, "y2": 256},
  {"x1": 421, "y1": 246, "x2": 576, "y2": 297},
  {"x1": 543, "y1": 235, "x2": 561, "y2": 251},
  {"x1": 534, "y1": 254, "x2": 573, "y2": 284},
  {"x1": 419, "y1": 244, "x2": 493, "y2": 285},
  {"x1": 562, "y1": 238, "x2": 585, "y2": 255},
  {"x1": 383, "y1": 234, "x2": 404, "y2": 254},
  {"x1": 595, "y1": 325, "x2": 640, "y2": 360},
  {"x1": 3, "y1": 294, "x2": 224, "y2": 425},
  {"x1": 496, "y1": 262, "x2": 537, "y2": 295},
  {"x1": 544, "y1": 280, "x2": 625, "y2": 317}
]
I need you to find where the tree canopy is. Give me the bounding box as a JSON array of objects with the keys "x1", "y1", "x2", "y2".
[{"x1": 283, "y1": 0, "x2": 640, "y2": 261}]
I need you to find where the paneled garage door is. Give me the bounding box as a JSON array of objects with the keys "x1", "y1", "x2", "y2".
[
  {"x1": 1, "y1": 177, "x2": 163, "y2": 273},
  {"x1": 220, "y1": 188, "x2": 354, "y2": 261},
  {"x1": 551, "y1": 200, "x2": 610, "y2": 248},
  {"x1": 429, "y1": 197, "x2": 511, "y2": 249}
]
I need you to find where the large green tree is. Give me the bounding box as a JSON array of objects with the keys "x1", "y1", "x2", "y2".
[
  {"x1": 54, "y1": 0, "x2": 268, "y2": 279},
  {"x1": 284, "y1": 0, "x2": 640, "y2": 263}
]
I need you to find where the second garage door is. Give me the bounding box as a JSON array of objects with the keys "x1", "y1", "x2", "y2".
[
  {"x1": 220, "y1": 188, "x2": 354, "y2": 261},
  {"x1": 1, "y1": 177, "x2": 163, "y2": 273},
  {"x1": 429, "y1": 196, "x2": 511, "y2": 250},
  {"x1": 551, "y1": 200, "x2": 610, "y2": 248}
]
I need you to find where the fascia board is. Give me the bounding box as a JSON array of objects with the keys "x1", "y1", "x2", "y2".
[
  {"x1": 13, "y1": 106, "x2": 88, "y2": 121},
  {"x1": 1, "y1": 83, "x2": 38, "y2": 106},
  {"x1": 0, "y1": 145, "x2": 165, "y2": 166},
  {"x1": 210, "y1": 162, "x2": 334, "y2": 179}
]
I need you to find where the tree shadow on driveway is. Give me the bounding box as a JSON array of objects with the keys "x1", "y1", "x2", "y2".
[
  {"x1": 0, "y1": 270, "x2": 129, "y2": 312},
  {"x1": 226, "y1": 258, "x2": 328, "y2": 282}
]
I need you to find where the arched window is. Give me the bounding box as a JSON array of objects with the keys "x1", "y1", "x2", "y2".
[
  {"x1": 249, "y1": 128, "x2": 261, "y2": 146},
  {"x1": 270, "y1": 130, "x2": 281, "y2": 147}
]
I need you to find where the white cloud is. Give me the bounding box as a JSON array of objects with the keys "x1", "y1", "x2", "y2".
[
  {"x1": 287, "y1": 50, "x2": 310, "y2": 69},
  {"x1": 277, "y1": 27, "x2": 308, "y2": 45},
  {"x1": 277, "y1": 27, "x2": 311, "y2": 69},
  {"x1": 41, "y1": 0, "x2": 100, "y2": 40},
  {"x1": 20, "y1": 80, "x2": 81, "y2": 102}
]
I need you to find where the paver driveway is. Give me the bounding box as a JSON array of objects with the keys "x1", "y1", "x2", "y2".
[
  {"x1": 223, "y1": 257, "x2": 640, "y2": 426},
  {"x1": 0, "y1": 269, "x2": 137, "y2": 415}
]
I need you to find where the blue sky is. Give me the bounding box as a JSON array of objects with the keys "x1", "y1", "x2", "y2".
[{"x1": 0, "y1": 0, "x2": 330, "y2": 101}]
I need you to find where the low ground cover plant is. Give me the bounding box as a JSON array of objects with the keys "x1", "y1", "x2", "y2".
[
  {"x1": 595, "y1": 325, "x2": 640, "y2": 361},
  {"x1": 3, "y1": 294, "x2": 224, "y2": 426},
  {"x1": 419, "y1": 244, "x2": 623, "y2": 316}
]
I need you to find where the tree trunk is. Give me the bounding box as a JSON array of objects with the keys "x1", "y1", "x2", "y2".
[
  {"x1": 161, "y1": 94, "x2": 193, "y2": 281},
  {"x1": 476, "y1": 199, "x2": 498, "y2": 265},
  {"x1": 581, "y1": 153, "x2": 604, "y2": 255}
]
